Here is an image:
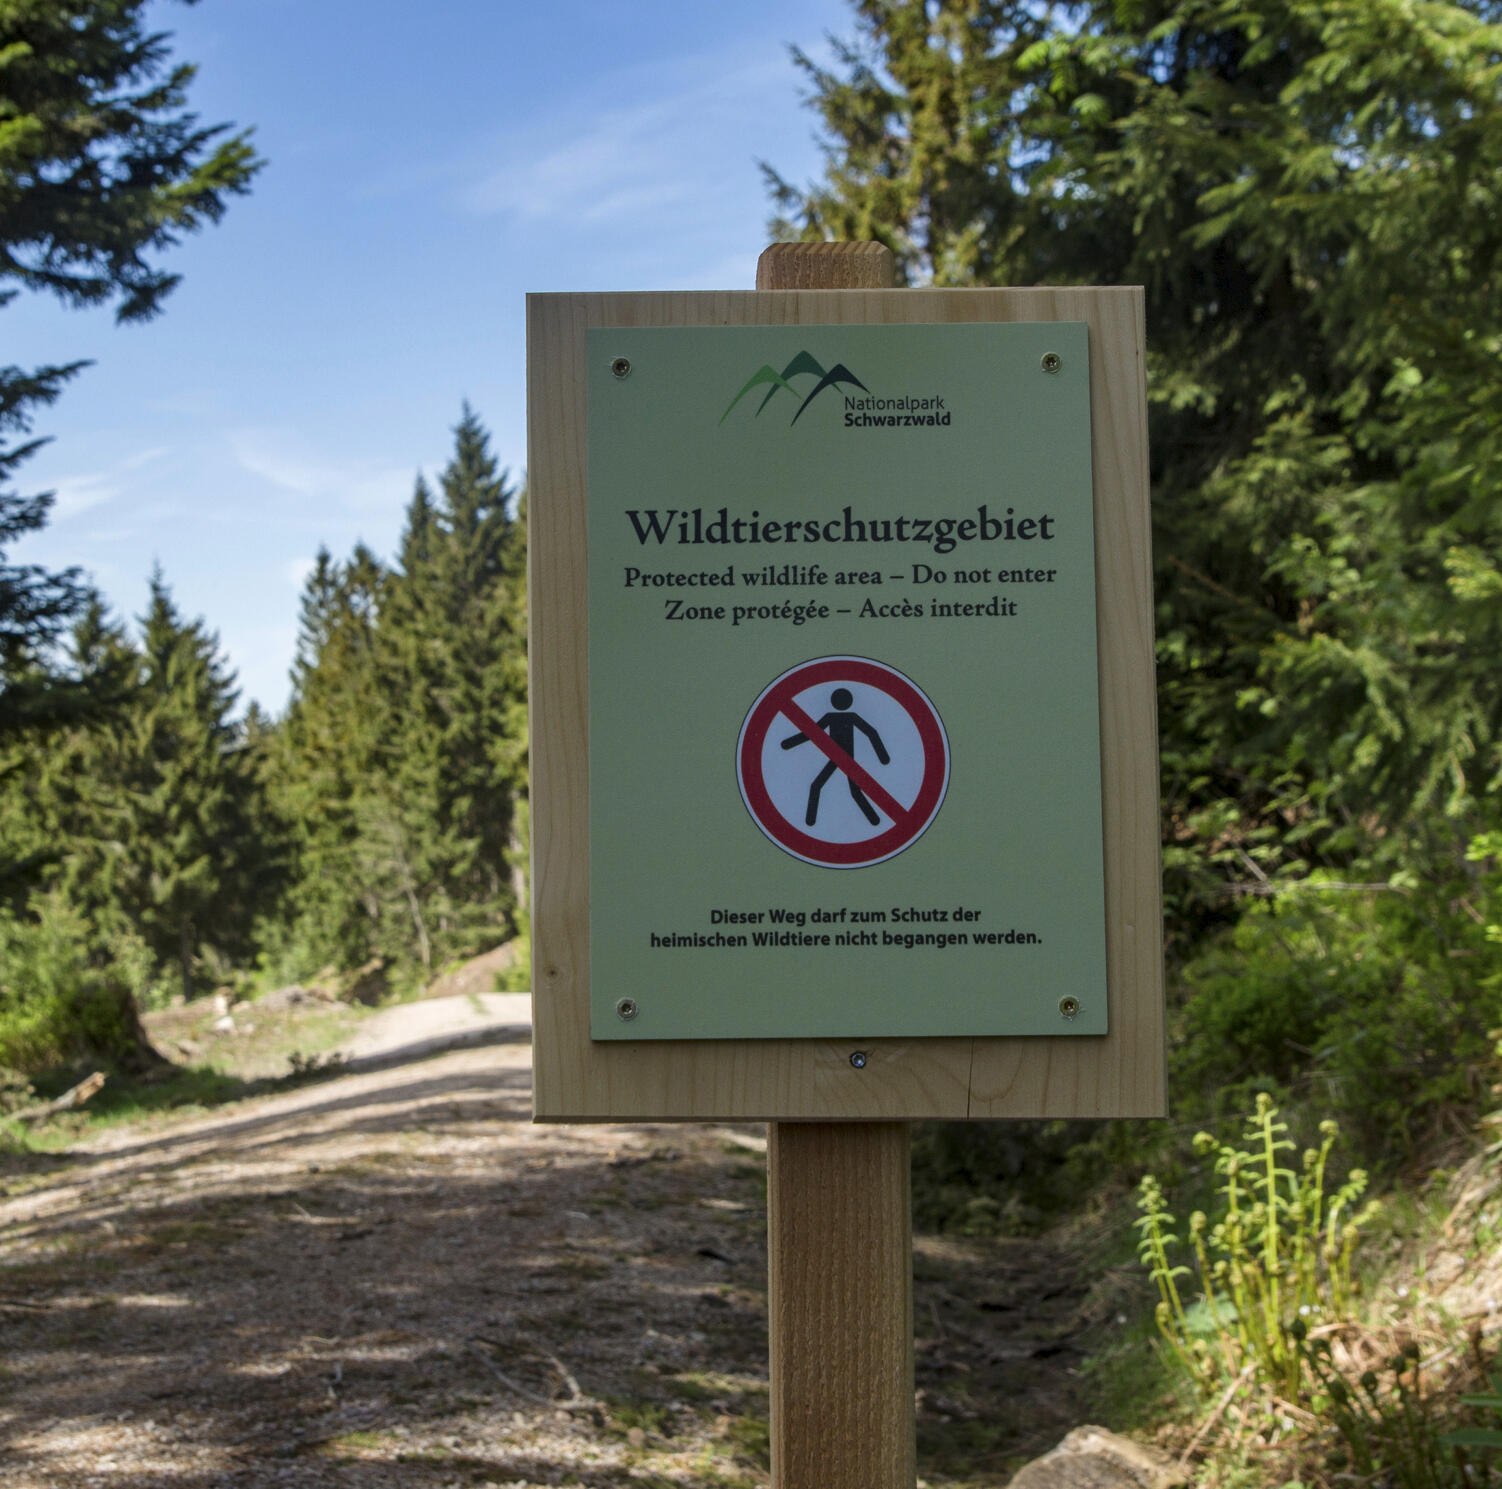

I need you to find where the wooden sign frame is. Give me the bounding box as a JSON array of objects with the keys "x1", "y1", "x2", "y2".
[{"x1": 527, "y1": 286, "x2": 1164, "y2": 1122}]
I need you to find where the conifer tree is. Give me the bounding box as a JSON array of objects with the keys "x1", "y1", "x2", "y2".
[
  {"x1": 269, "y1": 409, "x2": 527, "y2": 988},
  {"x1": 769, "y1": 0, "x2": 1502, "y2": 1147},
  {"x1": 0, "y1": 596, "x2": 159, "y2": 1066},
  {"x1": 0, "y1": 381, "x2": 87, "y2": 731},
  {"x1": 0, "y1": 0, "x2": 262, "y2": 735},
  {"x1": 0, "y1": 594, "x2": 139, "y2": 913},
  {"x1": 771, "y1": 0, "x2": 1502, "y2": 903},
  {"x1": 111, "y1": 570, "x2": 262, "y2": 997},
  {"x1": 0, "y1": 2, "x2": 261, "y2": 1063},
  {"x1": 375, "y1": 407, "x2": 526, "y2": 971},
  {"x1": 271, "y1": 545, "x2": 393, "y2": 971}
]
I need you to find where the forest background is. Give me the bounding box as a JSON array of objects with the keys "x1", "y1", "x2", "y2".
[{"x1": 3, "y1": 0, "x2": 1502, "y2": 1248}]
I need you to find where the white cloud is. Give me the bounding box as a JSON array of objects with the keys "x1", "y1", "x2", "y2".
[
  {"x1": 461, "y1": 51, "x2": 789, "y2": 227},
  {"x1": 50, "y1": 472, "x2": 122, "y2": 520},
  {"x1": 45, "y1": 446, "x2": 172, "y2": 522},
  {"x1": 120, "y1": 446, "x2": 171, "y2": 472},
  {"x1": 229, "y1": 430, "x2": 412, "y2": 514}
]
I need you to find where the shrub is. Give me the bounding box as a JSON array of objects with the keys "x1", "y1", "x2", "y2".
[
  {"x1": 0, "y1": 896, "x2": 154, "y2": 1074},
  {"x1": 1173, "y1": 873, "x2": 1500, "y2": 1164}
]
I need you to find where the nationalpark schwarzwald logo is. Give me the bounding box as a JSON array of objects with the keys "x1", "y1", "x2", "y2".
[
  {"x1": 719, "y1": 349, "x2": 953, "y2": 430},
  {"x1": 720, "y1": 350, "x2": 868, "y2": 425}
]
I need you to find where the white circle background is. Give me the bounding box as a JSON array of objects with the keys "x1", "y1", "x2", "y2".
[{"x1": 756, "y1": 678, "x2": 929, "y2": 845}]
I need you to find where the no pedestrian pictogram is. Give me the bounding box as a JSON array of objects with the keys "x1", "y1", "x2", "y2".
[{"x1": 737, "y1": 656, "x2": 949, "y2": 868}]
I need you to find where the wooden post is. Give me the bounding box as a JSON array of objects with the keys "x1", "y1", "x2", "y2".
[
  {"x1": 756, "y1": 239, "x2": 897, "y2": 292},
  {"x1": 768, "y1": 1121, "x2": 915, "y2": 1489},
  {"x1": 758, "y1": 239, "x2": 915, "y2": 1489}
]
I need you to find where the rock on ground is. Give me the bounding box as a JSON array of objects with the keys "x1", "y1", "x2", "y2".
[{"x1": 1009, "y1": 1425, "x2": 1187, "y2": 1489}]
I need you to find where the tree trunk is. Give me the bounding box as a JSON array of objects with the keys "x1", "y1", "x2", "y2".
[
  {"x1": 179, "y1": 917, "x2": 195, "y2": 1002},
  {"x1": 403, "y1": 882, "x2": 432, "y2": 971}
]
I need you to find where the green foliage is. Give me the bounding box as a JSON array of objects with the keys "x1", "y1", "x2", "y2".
[
  {"x1": 0, "y1": 0, "x2": 262, "y2": 319},
  {"x1": 494, "y1": 913, "x2": 531, "y2": 993},
  {"x1": 1, "y1": 405, "x2": 527, "y2": 1072},
  {"x1": 0, "y1": 0, "x2": 261, "y2": 733},
  {"x1": 266, "y1": 544, "x2": 390, "y2": 971},
  {"x1": 1136, "y1": 1094, "x2": 1376, "y2": 1401},
  {"x1": 0, "y1": 571, "x2": 284, "y2": 1081},
  {"x1": 120, "y1": 571, "x2": 273, "y2": 996},
  {"x1": 912, "y1": 1119, "x2": 1093, "y2": 1234},
  {"x1": 1443, "y1": 1364, "x2": 1502, "y2": 1454},
  {"x1": 0, "y1": 446, "x2": 85, "y2": 715},
  {"x1": 0, "y1": 895, "x2": 153, "y2": 1073},
  {"x1": 1, "y1": 575, "x2": 277, "y2": 1003},
  {"x1": 0, "y1": 1, "x2": 262, "y2": 1073},
  {"x1": 1173, "y1": 869, "x2": 1502, "y2": 1157},
  {"x1": 269, "y1": 407, "x2": 527, "y2": 985},
  {"x1": 1298, "y1": 1341, "x2": 1497, "y2": 1489},
  {"x1": 774, "y1": 0, "x2": 1502, "y2": 1169},
  {"x1": 0, "y1": 1064, "x2": 33, "y2": 1113}
]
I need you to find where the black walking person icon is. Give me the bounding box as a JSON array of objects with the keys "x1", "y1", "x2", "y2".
[
  {"x1": 739, "y1": 657, "x2": 949, "y2": 868},
  {"x1": 780, "y1": 687, "x2": 891, "y2": 827}
]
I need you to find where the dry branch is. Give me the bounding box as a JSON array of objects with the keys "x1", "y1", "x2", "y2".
[
  {"x1": 468, "y1": 1337, "x2": 601, "y2": 1414},
  {"x1": 11, "y1": 1071, "x2": 106, "y2": 1125}
]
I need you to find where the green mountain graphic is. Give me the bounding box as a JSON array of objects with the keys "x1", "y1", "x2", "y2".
[
  {"x1": 791, "y1": 362, "x2": 869, "y2": 424},
  {"x1": 754, "y1": 350, "x2": 828, "y2": 416},
  {"x1": 719, "y1": 365, "x2": 802, "y2": 423},
  {"x1": 719, "y1": 349, "x2": 871, "y2": 426}
]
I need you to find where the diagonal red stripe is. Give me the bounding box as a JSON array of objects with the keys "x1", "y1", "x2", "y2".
[{"x1": 777, "y1": 697, "x2": 913, "y2": 829}]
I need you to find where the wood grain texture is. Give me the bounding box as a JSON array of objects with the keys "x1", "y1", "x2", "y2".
[
  {"x1": 759, "y1": 243, "x2": 912, "y2": 1489},
  {"x1": 527, "y1": 285, "x2": 1165, "y2": 1121},
  {"x1": 767, "y1": 1121, "x2": 915, "y2": 1489},
  {"x1": 757, "y1": 240, "x2": 895, "y2": 290}
]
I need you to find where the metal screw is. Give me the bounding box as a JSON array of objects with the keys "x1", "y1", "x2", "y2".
[
  {"x1": 1041, "y1": 352, "x2": 1062, "y2": 374},
  {"x1": 849, "y1": 1051, "x2": 868, "y2": 1069},
  {"x1": 1059, "y1": 996, "x2": 1080, "y2": 1019},
  {"x1": 616, "y1": 997, "x2": 639, "y2": 1021},
  {"x1": 610, "y1": 356, "x2": 632, "y2": 379}
]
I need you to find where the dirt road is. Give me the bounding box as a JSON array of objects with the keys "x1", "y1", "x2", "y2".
[
  {"x1": 331, "y1": 994, "x2": 533, "y2": 1069},
  {"x1": 0, "y1": 1023, "x2": 1098, "y2": 1488}
]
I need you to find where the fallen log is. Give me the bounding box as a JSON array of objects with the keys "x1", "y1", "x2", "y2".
[{"x1": 11, "y1": 1070, "x2": 107, "y2": 1125}]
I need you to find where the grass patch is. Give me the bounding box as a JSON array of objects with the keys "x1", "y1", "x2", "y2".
[
  {"x1": 1075, "y1": 1323, "x2": 1180, "y2": 1436},
  {"x1": 607, "y1": 1398, "x2": 676, "y2": 1437},
  {"x1": 3, "y1": 993, "x2": 376, "y2": 1155},
  {"x1": 315, "y1": 1428, "x2": 397, "y2": 1457},
  {"x1": 918, "y1": 1416, "x2": 1039, "y2": 1488},
  {"x1": 665, "y1": 1370, "x2": 767, "y2": 1404},
  {"x1": 146, "y1": 995, "x2": 364, "y2": 1083},
  {"x1": 5, "y1": 1066, "x2": 254, "y2": 1152},
  {"x1": 717, "y1": 1411, "x2": 770, "y2": 1471},
  {"x1": 686, "y1": 1459, "x2": 764, "y2": 1489}
]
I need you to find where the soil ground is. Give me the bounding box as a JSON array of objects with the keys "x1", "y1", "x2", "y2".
[{"x1": 0, "y1": 1001, "x2": 1115, "y2": 1488}]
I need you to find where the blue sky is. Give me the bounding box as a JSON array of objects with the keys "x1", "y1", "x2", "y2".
[{"x1": 7, "y1": 0, "x2": 853, "y2": 714}]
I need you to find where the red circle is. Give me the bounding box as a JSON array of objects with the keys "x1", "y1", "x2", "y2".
[{"x1": 737, "y1": 656, "x2": 949, "y2": 868}]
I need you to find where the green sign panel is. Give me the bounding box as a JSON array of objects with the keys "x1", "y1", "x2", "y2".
[{"x1": 587, "y1": 322, "x2": 1107, "y2": 1040}]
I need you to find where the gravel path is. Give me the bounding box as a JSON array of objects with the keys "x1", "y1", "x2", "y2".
[
  {"x1": 0, "y1": 1024, "x2": 1099, "y2": 1488},
  {"x1": 333, "y1": 993, "x2": 533, "y2": 1068}
]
